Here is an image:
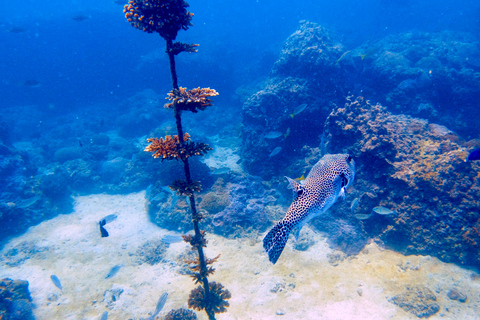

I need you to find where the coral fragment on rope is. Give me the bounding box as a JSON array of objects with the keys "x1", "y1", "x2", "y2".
[
  {"x1": 124, "y1": 0, "x2": 193, "y2": 40},
  {"x1": 165, "y1": 87, "x2": 219, "y2": 113},
  {"x1": 188, "y1": 281, "x2": 231, "y2": 314},
  {"x1": 169, "y1": 179, "x2": 202, "y2": 197},
  {"x1": 145, "y1": 133, "x2": 212, "y2": 161}
]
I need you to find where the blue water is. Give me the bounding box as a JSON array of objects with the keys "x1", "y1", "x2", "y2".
[{"x1": 1, "y1": 0, "x2": 478, "y2": 109}]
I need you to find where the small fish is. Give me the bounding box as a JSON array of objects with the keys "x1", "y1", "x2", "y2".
[
  {"x1": 72, "y1": 14, "x2": 89, "y2": 22},
  {"x1": 146, "y1": 292, "x2": 168, "y2": 320},
  {"x1": 320, "y1": 132, "x2": 328, "y2": 156},
  {"x1": 350, "y1": 198, "x2": 359, "y2": 214},
  {"x1": 7, "y1": 26, "x2": 27, "y2": 33},
  {"x1": 467, "y1": 148, "x2": 480, "y2": 161},
  {"x1": 354, "y1": 213, "x2": 372, "y2": 220},
  {"x1": 372, "y1": 206, "x2": 395, "y2": 215},
  {"x1": 284, "y1": 127, "x2": 291, "y2": 139},
  {"x1": 78, "y1": 139, "x2": 83, "y2": 148},
  {"x1": 161, "y1": 235, "x2": 183, "y2": 244},
  {"x1": 268, "y1": 147, "x2": 282, "y2": 158},
  {"x1": 101, "y1": 214, "x2": 118, "y2": 224},
  {"x1": 99, "y1": 220, "x2": 109, "y2": 238},
  {"x1": 21, "y1": 80, "x2": 41, "y2": 88},
  {"x1": 17, "y1": 195, "x2": 41, "y2": 209},
  {"x1": 100, "y1": 311, "x2": 108, "y2": 320},
  {"x1": 50, "y1": 275, "x2": 63, "y2": 292},
  {"x1": 336, "y1": 50, "x2": 351, "y2": 65},
  {"x1": 294, "y1": 175, "x2": 305, "y2": 181},
  {"x1": 265, "y1": 131, "x2": 283, "y2": 139},
  {"x1": 290, "y1": 104, "x2": 307, "y2": 118},
  {"x1": 105, "y1": 264, "x2": 122, "y2": 279},
  {"x1": 211, "y1": 167, "x2": 231, "y2": 175}
]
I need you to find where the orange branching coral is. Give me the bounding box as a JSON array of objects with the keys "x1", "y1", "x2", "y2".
[
  {"x1": 144, "y1": 133, "x2": 190, "y2": 160},
  {"x1": 145, "y1": 133, "x2": 212, "y2": 161},
  {"x1": 123, "y1": 0, "x2": 193, "y2": 40},
  {"x1": 165, "y1": 87, "x2": 219, "y2": 113},
  {"x1": 188, "y1": 281, "x2": 231, "y2": 314},
  {"x1": 170, "y1": 179, "x2": 202, "y2": 197}
]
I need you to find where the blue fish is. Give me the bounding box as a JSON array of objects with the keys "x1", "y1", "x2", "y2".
[
  {"x1": 105, "y1": 264, "x2": 123, "y2": 279},
  {"x1": 50, "y1": 275, "x2": 63, "y2": 292},
  {"x1": 467, "y1": 148, "x2": 480, "y2": 161}
]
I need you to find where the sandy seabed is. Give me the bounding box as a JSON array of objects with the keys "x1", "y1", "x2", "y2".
[{"x1": 1, "y1": 191, "x2": 479, "y2": 320}]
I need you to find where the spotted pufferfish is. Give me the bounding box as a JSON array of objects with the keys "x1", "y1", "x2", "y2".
[{"x1": 263, "y1": 154, "x2": 355, "y2": 264}]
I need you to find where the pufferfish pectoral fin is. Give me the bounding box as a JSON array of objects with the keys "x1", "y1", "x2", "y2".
[
  {"x1": 285, "y1": 176, "x2": 304, "y2": 199},
  {"x1": 263, "y1": 220, "x2": 293, "y2": 264}
]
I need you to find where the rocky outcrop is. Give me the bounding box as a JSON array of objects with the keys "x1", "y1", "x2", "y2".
[{"x1": 323, "y1": 96, "x2": 480, "y2": 267}]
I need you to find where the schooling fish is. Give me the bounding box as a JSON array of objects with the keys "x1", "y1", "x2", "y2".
[
  {"x1": 146, "y1": 292, "x2": 168, "y2": 320},
  {"x1": 263, "y1": 154, "x2": 355, "y2": 264},
  {"x1": 467, "y1": 148, "x2": 480, "y2": 161},
  {"x1": 50, "y1": 275, "x2": 63, "y2": 292}
]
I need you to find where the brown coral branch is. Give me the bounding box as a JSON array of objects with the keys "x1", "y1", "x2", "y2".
[
  {"x1": 144, "y1": 133, "x2": 212, "y2": 161},
  {"x1": 170, "y1": 179, "x2": 202, "y2": 197},
  {"x1": 124, "y1": 0, "x2": 193, "y2": 40},
  {"x1": 188, "y1": 281, "x2": 231, "y2": 314},
  {"x1": 165, "y1": 87, "x2": 219, "y2": 113},
  {"x1": 182, "y1": 230, "x2": 207, "y2": 248},
  {"x1": 169, "y1": 42, "x2": 199, "y2": 55}
]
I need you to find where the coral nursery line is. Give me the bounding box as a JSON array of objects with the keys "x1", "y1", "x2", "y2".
[{"x1": 124, "y1": 0, "x2": 230, "y2": 319}]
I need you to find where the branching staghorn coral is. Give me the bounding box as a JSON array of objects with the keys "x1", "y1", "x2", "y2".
[
  {"x1": 165, "y1": 87, "x2": 219, "y2": 113},
  {"x1": 125, "y1": 1, "x2": 230, "y2": 319},
  {"x1": 145, "y1": 133, "x2": 212, "y2": 161}
]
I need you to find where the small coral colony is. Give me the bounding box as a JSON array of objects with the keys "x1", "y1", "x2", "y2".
[{"x1": 124, "y1": 0, "x2": 230, "y2": 319}]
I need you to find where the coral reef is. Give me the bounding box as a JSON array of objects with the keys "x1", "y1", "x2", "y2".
[
  {"x1": 240, "y1": 21, "x2": 348, "y2": 178},
  {"x1": 0, "y1": 278, "x2": 34, "y2": 320},
  {"x1": 241, "y1": 23, "x2": 480, "y2": 183},
  {"x1": 323, "y1": 96, "x2": 480, "y2": 267},
  {"x1": 351, "y1": 31, "x2": 480, "y2": 137},
  {"x1": 211, "y1": 173, "x2": 271, "y2": 235},
  {"x1": 272, "y1": 20, "x2": 343, "y2": 79}
]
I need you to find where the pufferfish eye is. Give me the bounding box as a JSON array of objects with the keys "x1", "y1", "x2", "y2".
[{"x1": 346, "y1": 155, "x2": 353, "y2": 162}]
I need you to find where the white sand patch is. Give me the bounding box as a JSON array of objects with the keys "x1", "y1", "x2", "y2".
[{"x1": 1, "y1": 192, "x2": 479, "y2": 320}]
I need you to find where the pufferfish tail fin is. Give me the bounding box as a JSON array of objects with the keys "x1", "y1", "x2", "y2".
[{"x1": 263, "y1": 220, "x2": 293, "y2": 264}]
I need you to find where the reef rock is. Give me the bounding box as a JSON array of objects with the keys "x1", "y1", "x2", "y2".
[
  {"x1": 389, "y1": 286, "x2": 439, "y2": 318},
  {"x1": 353, "y1": 31, "x2": 480, "y2": 137},
  {"x1": 323, "y1": 96, "x2": 480, "y2": 267},
  {"x1": 0, "y1": 278, "x2": 34, "y2": 320}
]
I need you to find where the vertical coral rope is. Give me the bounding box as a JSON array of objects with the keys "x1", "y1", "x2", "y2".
[{"x1": 166, "y1": 36, "x2": 215, "y2": 320}]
